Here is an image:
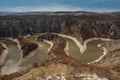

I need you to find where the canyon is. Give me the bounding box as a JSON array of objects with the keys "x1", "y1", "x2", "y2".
[{"x1": 0, "y1": 11, "x2": 120, "y2": 80}]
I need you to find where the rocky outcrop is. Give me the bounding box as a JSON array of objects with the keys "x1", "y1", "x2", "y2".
[
  {"x1": 0, "y1": 13, "x2": 120, "y2": 43},
  {"x1": 96, "y1": 40, "x2": 120, "y2": 68},
  {"x1": 38, "y1": 33, "x2": 58, "y2": 41},
  {"x1": 0, "y1": 43, "x2": 8, "y2": 68},
  {"x1": 14, "y1": 37, "x2": 40, "y2": 65}
]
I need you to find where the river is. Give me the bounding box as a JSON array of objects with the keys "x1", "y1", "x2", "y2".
[
  {"x1": 0, "y1": 34, "x2": 106, "y2": 75},
  {"x1": 0, "y1": 36, "x2": 49, "y2": 75},
  {"x1": 68, "y1": 39, "x2": 104, "y2": 62}
]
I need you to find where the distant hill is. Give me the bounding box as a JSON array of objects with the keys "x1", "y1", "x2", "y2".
[{"x1": 0, "y1": 11, "x2": 120, "y2": 16}]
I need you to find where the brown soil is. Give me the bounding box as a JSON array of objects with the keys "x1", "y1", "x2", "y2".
[
  {"x1": 0, "y1": 44, "x2": 6, "y2": 55},
  {"x1": 18, "y1": 37, "x2": 38, "y2": 57},
  {"x1": 0, "y1": 37, "x2": 120, "y2": 80}
]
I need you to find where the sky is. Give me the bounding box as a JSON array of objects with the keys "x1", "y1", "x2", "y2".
[{"x1": 0, "y1": 0, "x2": 120, "y2": 12}]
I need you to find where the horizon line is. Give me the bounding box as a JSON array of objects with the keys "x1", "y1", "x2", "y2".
[{"x1": 0, "y1": 6, "x2": 119, "y2": 13}]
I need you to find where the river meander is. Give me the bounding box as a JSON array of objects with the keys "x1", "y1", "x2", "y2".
[
  {"x1": 0, "y1": 37, "x2": 49, "y2": 75},
  {"x1": 0, "y1": 34, "x2": 106, "y2": 75},
  {"x1": 68, "y1": 39, "x2": 104, "y2": 62}
]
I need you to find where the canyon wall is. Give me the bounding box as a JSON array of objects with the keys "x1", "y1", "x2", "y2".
[{"x1": 0, "y1": 13, "x2": 120, "y2": 42}]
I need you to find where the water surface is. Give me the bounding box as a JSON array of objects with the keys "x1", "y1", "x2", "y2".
[
  {"x1": 0, "y1": 35, "x2": 106, "y2": 75},
  {"x1": 68, "y1": 39, "x2": 105, "y2": 62}
]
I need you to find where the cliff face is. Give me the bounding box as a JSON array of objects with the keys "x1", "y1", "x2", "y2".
[
  {"x1": 0, "y1": 12, "x2": 120, "y2": 80},
  {"x1": 0, "y1": 13, "x2": 120, "y2": 42}
]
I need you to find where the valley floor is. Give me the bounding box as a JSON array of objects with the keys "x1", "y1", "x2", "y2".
[{"x1": 0, "y1": 34, "x2": 120, "y2": 80}]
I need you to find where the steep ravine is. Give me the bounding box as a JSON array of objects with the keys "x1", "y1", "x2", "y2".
[
  {"x1": 0, "y1": 14, "x2": 120, "y2": 43},
  {"x1": 0, "y1": 13, "x2": 120, "y2": 80}
]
